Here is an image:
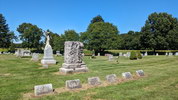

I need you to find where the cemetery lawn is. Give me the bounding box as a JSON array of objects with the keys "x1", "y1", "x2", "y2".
[{"x1": 0, "y1": 55, "x2": 178, "y2": 100}]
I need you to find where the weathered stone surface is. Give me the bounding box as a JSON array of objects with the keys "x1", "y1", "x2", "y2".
[
  {"x1": 88, "y1": 77, "x2": 101, "y2": 85},
  {"x1": 175, "y1": 52, "x2": 178, "y2": 56},
  {"x1": 31, "y1": 53, "x2": 39, "y2": 61},
  {"x1": 156, "y1": 53, "x2": 159, "y2": 56},
  {"x1": 66, "y1": 79, "x2": 82, "y2": 89},
  {"x1": 108, "y1": 55, "x2": 114, "y2": 61},
  {"x1": 56, "y1": 51, "x2": 62, "y2": 56},
  {"x1": 59, "y1": 41, "x2": 88, "y2": 74},
  {"x1": 106, "y1": 74, "x2": 117, "y2": 83},
  {"x1": 119, "y1": 52, "x2": 123, "y2": 56},
  {"x1": 97, "y1": 53, "x2": 100, "y2": 56},
  {"x1": 145, "y1": 52, "x2": 148, "y2": 56},
  {"x1": 43, "y1": 64, "x2": 48, "y2": 68},
  {"x1": 169, "y1": 52, "x2": 173, "y2": 56},
  {"x1": 122, "y1": 72, "x2": 132, "y2": 79},
  {"x1": 41, "y1": 31, "x2": 56, "y2": 65},
  {"x1": 136, "y1": 70, "x2": 144, "y2": 76},
  {"x1": 34, "y1": 83, "x2": 53, "y2": 96}
]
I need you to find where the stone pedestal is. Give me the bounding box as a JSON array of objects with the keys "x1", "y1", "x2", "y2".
[
  {"x1": 41, "y1": 43, "x2": 56, "y2": 65},
  {"x1": 59, "y1": 41, "x2": 88, "y2": 74}
]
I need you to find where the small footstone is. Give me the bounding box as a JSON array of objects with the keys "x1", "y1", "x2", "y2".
[
  {"x1": 66, "y1": 79, "x2": 82, "y2": 89},
  {"x1": 136, "y1": 70, "x2": 144, "y2": 76},
  {"x1": 88, "y1": 77, "x2": 101, "y2": 86},
  {"x1": 43, "y1": 64, "x2": 48, "y2": 68},
  {"x1": 122, "y1": 72, "x2": 132, "y2": 79},
  {"x1": 34, "y1": 83, "x2": 53, "y2": 96},
  {"x1": 106, "y1": 74, "x2": 117, "y2": 83}
]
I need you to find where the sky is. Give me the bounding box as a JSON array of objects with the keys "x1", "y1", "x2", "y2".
[{"x1": 0, "y1": 0, "x2": 178, "y2": 37}]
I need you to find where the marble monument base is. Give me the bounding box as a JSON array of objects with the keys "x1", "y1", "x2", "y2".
[
  {"x1": 41, "y1": 58, "x2": 56, "y2": 65},
  {"x1": 59, "y1": 63, "x2": 88, "y2": 74}
]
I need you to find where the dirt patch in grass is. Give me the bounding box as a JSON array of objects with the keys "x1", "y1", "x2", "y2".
[
  {"x1": 23, "y1": 74, "x2": 147, "y2": 100},
  {"x1": 53, "y1": 71, "x2": 88, "y2": 76},
  {"x1": 0, "y1": 73, "x2": 13, "y2": 76}
]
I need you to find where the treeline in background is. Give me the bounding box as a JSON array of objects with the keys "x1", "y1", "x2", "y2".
[{"x1": 1, "y1": 12, "x2": 178, "y2": 54}]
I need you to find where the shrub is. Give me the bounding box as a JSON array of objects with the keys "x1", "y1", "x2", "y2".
[
  {"x1": 130, "y1": 51, "x2": 137, "y2": 60},
  {"x1": 137, "y1": 51, "x2": 142, "y2": 59}
]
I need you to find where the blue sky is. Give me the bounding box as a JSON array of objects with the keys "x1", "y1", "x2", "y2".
[{"x1": 0, "y1": 0, "x2": 178, "y2": 36}]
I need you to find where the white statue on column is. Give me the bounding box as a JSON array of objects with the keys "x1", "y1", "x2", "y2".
[{"x1": 41, "y1": 31, "x2": 56, "y2": 65}]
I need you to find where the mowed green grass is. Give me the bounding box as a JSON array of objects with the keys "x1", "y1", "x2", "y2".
[{"x1": 0, "y1": 54, "x2": 178, "y2": 100}]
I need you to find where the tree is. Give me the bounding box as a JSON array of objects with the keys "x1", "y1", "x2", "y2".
[
  {"x1": 90, "y1": 15, "x2": 104, "y2": 24},
  {"x1": 140, "y1": 12, "x2": 178, "y2": 50},
  {"x1": 47, "y1": 30, "x2": 65, "y2": 52},
  {"x1": 17, "y1": 23, "x2": 43, "y2": 49},
  {"x1": 81, "y1": 15, "x2": 119, "y2": 53},
  {"x1": 63, "y1": 30, "x2": 79, "y2": 41},
  {"x1": 119, "y1": 31, "x2": 141, "y2": 50},
  {"x1": 0, "y1": 14, "x2": 16, "y2": 48}
]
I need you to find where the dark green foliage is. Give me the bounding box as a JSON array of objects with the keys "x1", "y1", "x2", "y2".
[
  {"x1": 140, "y1": 12, "x2": 178, "y2": 50},
  {"x1": 120, "y1": 31, "x2": 141, "y2": 50},
  {"x1": 17, "y1": 23, "x2": 43, "y2": 49},
  {"x1": 137, "y1": 51, "x2": 142, "y2": 59},
  {"x1": 0, "y1": 14, "x2": 16, "y2": 48},
  {"x1": 130, "y1": 51, "x2": 137, "y2": 60},
  {"x1": 81, "y1": 15, "x2": 119, "y2": 53},
  {"x1": 90, "y1": 15, "x2": 104, "y2": 24},
  {"x1": 63, "y1": 30, "x2": 79, "y2": 41},
  {"x1": 47, "y1": 30, "x2": 65, "y2": 52}
]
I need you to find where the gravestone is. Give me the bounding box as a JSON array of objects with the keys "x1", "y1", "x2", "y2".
[
  {"x1": 34, "y1": 83, "x2": 53, "y2": 96},
  {"x1": 56, "y1": 51, "x2": 62, "y2": 56},
  {"x1": 0, "y1": 52, "x2": 2, "y2": 54},
  {"x1": 23, "y1": 50, "x2": 31, "y2": 57},
  {"x1": 41, "y1": 31, "x2": 56, "y2": 65},
  {"x1": 88, "y1": 77, "x2": 101, "y2": 86},
  {"x1": 66, "y1": 79, "x2": 82, "y2": 89},
  {"x1": 97, "y1": 53, "x2": 100, "y2": 56},
  {"x1": 156, "y1": 53, "x2": 158, "y2": 56},
  {"x1": 136, "y1": 70, "x2": 144, "y2": 76},
  {"x1": 144, "y1": 52, "x2": 148, "y2": 56},
  {"x1": 169, "y1": 52, "x2": 173, "y2": 56},
  {"x1": 106, "y1": 74, "x2": 117, "y2": 83},
  {"x1": 108, "y1": 54, "x2": 114, "y2": 61},
  {"x1": 122, "y1": 72, "x2": 132, "y2": 79},
  {"x1": 119, "y1": 52, "x2": 123, "y2": 56},
  {"x1": 126, "y1": 52, "x2": 131, "y2": 58},
  {"x1": 175, "y1": 52, "x2": 178, "y2": 56},
  {"x1": 16, "y1": 49, "x2": 23, "y2": 57},
  {"x1": 31, "y1": 53, "x2": 39, "y2": 61},
  {"x1": 165, "y1": 52, "x2": 168, "y2": 56},
  {"x1": 59, "y1": 41, "x2": 88, "y2": 74}
]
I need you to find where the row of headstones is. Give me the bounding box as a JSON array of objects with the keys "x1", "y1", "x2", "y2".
[
  {"x1": 0, "y1": 51, "x2": 11, "y2": 54},
  {"x1": 34, "y1": 70, "x2": 144, "y2": 96}
]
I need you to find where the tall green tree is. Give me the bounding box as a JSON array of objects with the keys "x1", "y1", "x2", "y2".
[
  {"x1": 47, "y1": 30, "x2": 65, "y2": 52},
  {"x1": 140, "y1": 12, "x2": 178, "y2": 50},
  {"x1": 81, "y1": 15, "x2": 119, "y2": 53},
  {"x1": 0, "y1": 14, "x2": 16, "y2": 48},
  {"x1": 120, "y1": 31, "x2": 141, "y2": 50},
  {"x1": 63, "y1": 30, "x2": 79, "y2": 41},
  {"x1": 90, "y1": 15, "x2": 104, "y2": 24},
  {"x1": 17, "y1": 23, "x2": 43, "y2": 49}
]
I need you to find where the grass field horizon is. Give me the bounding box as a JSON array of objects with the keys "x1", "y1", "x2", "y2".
[{"x1": 0, "y1": 54, "x2": 178, "y2": 100}]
